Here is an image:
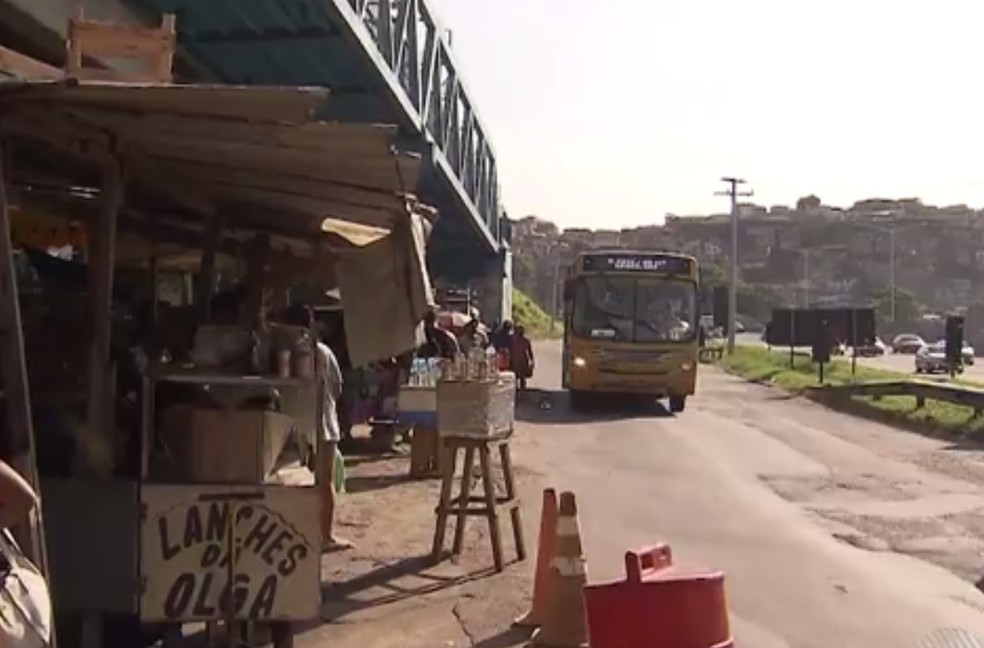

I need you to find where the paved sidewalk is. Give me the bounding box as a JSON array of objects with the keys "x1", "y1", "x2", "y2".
[{"x1": 296, "y1": 441, "x2": 542, "y2": 648}]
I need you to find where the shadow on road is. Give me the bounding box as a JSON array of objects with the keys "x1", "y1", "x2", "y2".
[
  {"x1": 472, "y1": 626, "x2": 533, "y2": 648},
  {"x1": 317, "y1": 554, "x2": 497, "y2": 622},
  {"x1": 515, "y1": 388, "x2": 672, "y2": 425}
]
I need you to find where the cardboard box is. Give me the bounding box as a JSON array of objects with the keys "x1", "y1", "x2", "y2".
[{"x1": 160, "y1": 406, "x2": 294, "y2": 484}]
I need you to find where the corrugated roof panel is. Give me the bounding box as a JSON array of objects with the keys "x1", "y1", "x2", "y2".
[
  {"x1": 0, "y1": 79, "x2": 421, "y2": 239},
  {"x1": 126, "y1": 0, "x2": 362, "y2": 89}
]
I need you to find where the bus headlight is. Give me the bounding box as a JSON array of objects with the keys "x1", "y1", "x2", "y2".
[
  {"x1": 573, "y1": 356, "x2": 587, "y2": 368},
  {"x1": 680, "y1": 362, "x2": 693, "y2": 372}
]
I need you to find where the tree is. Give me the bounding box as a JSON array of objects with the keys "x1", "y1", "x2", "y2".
[
  {"x1": 796, "y1": 195, "x2": 822, "y2": 211},
  {"x1": 871, "y1": 287, "x2": 919, "y2": 335}
]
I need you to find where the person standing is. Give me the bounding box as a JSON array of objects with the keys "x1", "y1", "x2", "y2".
[
  {"x1": 283, "y1": 304, "x2": 352, "y2": 552},
  {"x1": 510, "y1": 324, "x2": 535, "y2": 391},
  {"x1": 457, "y1": 317, "x2": 488, "y2": 355},
  {"x1": 492, "y1": 321, "x2": 514, "y2": 371},
  {"x1": 420, "y1": 310, "x2": 460, "y2": 359},
  {"x1": 324, "y1": 313, "x2": 356, "y2": 448}
]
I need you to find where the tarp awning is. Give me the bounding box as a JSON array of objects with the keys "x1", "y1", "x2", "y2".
[{"x1": 0, "y1": 79, "x2": 423, "y2": 247}]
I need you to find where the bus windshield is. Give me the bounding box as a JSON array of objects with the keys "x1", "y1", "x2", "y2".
[{"x1": 571, "y1": 275, "x2": 697, "y2": 343}]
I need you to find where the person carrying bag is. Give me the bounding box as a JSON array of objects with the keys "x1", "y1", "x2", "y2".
[{"x1": 0, "y1": 459, "x2": 50, "y2": 648}]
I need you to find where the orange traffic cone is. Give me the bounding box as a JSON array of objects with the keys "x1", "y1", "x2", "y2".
[
  {"x1": 531, "y1": 491, "x2": 588, "y2": 648},
  {"x1": 514, "y1": 488, "x2": 559, "y2": 629}
]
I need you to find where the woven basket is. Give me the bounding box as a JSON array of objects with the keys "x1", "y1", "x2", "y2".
[{"x1": 437, "y1": 373, "x2": 515, "y2": 438}]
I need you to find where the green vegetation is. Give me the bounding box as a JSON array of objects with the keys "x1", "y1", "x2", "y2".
[
  {"x1": 717, "y1": 346, "x2": 984, "y2": 436},
  {"x1": 512, "y1": 288, "x2": 562, "y2": 339},
  {"x1": 871, "y1": 287, "x2": 921, "y2": 337},
  {"x1": 719, "y1": 346, "x2": 898, "y2": 390}
]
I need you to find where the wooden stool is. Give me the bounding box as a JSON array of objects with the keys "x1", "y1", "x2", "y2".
[
  {"x1": 431, "y1": 433, "x2": 526, "y2": 571},
  {"x1": 409, "y1": 425, "x2": 442, "y2": 478}
]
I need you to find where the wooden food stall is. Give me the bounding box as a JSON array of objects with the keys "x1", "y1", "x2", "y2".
[{"x1": 0, "y1": 70, "x2": 433, "y2": 648}]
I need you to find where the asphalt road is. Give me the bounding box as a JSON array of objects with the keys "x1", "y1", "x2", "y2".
[
  {"x1": 515, "y1": 340, "x2": 984, "y2": 648},
  {"x1": 736, "y1": 332, "x2": 984, "y2": 381}
]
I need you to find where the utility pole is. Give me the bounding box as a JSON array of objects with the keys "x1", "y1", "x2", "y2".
[
  {"x1": 549, "y1": 261, "x2": 560, "y2": 333},
  {"x1": 716, "y1": 177, "x2": 754, "y2": 354},
  {"x1": 889, "y1": 212, "x2": 897, "y2": 324},
  {"x1": 802, "y1": 250, "x2": 810, "y2": 308}
]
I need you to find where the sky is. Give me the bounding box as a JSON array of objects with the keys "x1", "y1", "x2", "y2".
[{"x1": 426, "y1": 0, "x2": 984, "y2": 229}]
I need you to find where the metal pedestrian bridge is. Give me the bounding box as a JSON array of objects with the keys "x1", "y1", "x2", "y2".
[
  {"x1": 118, "y1": 0, "x2": 508, "y2": 282},
  {"x1": 0, "y1": 0, "x2": 508, "y2": 285}
]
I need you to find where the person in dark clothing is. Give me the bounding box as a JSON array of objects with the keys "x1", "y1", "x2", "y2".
[
  {"x1": 510, "y1": 324, "x2": 535, "y2": 390},
  {"x1": 488, "y1": 320, "x2": 512, "y2": 370},
  {"x1": 492, "y1": 320, "x2": 514, "y2": 351}
]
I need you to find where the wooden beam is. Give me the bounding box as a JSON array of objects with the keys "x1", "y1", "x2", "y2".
[
  {"x1": 241, "y1": 233, "x2": 271, "y2": 329},
  {"x1": 66, "y1": 110, "x2": 399, "y2": 155},
  {"x1": 0, "y1": 44, "x2": 61, "y2": 80},
  {"x1": 83, "y1": 155, "x2": 122, "y2": 477}
]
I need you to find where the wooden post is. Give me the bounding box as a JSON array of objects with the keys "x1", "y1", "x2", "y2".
[
  {"x1": 195, "y1": 211, "x2": 224, "y2": 322},
  {"x1": 149, "y1": 251, "x2": 159, "y2": 325},
  {"x1": 0, "y1": 143, "x2": 49, "y2": 571},
  {"x1": 83, "y1": 155, "x2": 122, "y2": 477},
  {"x1": 0, "y1": 143, "x2": 57, "y2": 647},
  {"x1": 241, "y1": 233, "x2": 271, "y2": 328}
]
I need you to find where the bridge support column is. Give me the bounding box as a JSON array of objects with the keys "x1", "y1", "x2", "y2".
[{"x1": 477, "y1": 248, "x2": 512, "y2": 327}]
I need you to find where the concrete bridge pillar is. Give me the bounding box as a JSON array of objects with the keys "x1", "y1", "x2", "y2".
[{"x1": 476, "y1": 248, "x2": 512, "y2": 327}]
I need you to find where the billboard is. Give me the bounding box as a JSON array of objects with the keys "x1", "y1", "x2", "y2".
[{"x1": 766, "y1": 308, "x2": 876, "y2": 348}]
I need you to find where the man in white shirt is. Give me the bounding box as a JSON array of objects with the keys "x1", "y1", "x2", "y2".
[{"x1": 284, "y1": 304, "x2": 352, "y2": 552}]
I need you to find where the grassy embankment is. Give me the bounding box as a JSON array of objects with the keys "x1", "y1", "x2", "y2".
[
  {"x1": 716, "y1": 345, "x2": 984, "y2": 437},
  {"x1": 512, "y1": 289, "x2": 562, "y2": 339}
]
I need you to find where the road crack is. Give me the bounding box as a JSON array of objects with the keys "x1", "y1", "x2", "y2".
[{"x1": 452, "y1": 602, "x2": 477, "y2": 647}]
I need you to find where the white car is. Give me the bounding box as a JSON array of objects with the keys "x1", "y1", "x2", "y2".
[
  {"x1": 892, "y1": 334, "x2": 926, "y2": 354},
  {"x1": 855, "y1": 337, "x2": 888, "y2": 357},
  {"x1": 915, "y1": 342, "x2": 963, "y2": 374},
  {"x1": 963, "y1": 342, "x2": 976, "y2": 366}
]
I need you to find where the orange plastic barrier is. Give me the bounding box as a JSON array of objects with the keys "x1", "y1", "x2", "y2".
[{"x1": 583, "y1": 544, "x2": 732, "y2": 648}]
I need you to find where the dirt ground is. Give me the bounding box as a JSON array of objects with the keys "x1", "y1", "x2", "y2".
[{"x1": 296, "y1": 433, "x2": 546, "y2": 648}]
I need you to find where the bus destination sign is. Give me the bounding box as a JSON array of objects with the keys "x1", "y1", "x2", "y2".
[{"x1": 582, "y1": 254, "x2": 692, "y2": 275}]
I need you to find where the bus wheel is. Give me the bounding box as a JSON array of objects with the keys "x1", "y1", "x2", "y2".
[{"x1": 668, "y1": 395, "x2": 687, "y2": 413}]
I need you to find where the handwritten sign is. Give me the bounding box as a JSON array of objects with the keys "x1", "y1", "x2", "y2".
[
  {"x1": 581, "y1": 254, "x2": 692, "y2": 275},
  {"x1": 140, "y1": 485, "x2": 321, "y2": 622}
]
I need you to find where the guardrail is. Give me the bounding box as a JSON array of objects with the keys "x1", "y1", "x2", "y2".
[{"x1": 810, "y1": 380, "x2": 984, "y2": 417}]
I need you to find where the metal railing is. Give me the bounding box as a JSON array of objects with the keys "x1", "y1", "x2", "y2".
[
  {"x1": 332, "y1": 0, "x2": 502, "y2": 248},
  {"x1": 812, "y1": 379, "x2": 984, "y2": 416}
]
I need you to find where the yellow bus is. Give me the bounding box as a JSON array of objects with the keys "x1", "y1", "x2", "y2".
[{"x1": 561, "y1": 250, "x2": 700, "y2": 412}]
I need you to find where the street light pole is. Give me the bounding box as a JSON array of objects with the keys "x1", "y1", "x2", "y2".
[
  {"x1": 549, "y1": 261, "x2": 560, "y2": 333},
  {"x1": 716, "y1": 177, "x2": 754, "y2": 354},
  {"x1": 802, "y1": 250, "x2": 810, "y2": 308},
  {"x1": 858, "y1": 214, "x2": 907, "y2": 325},
  {"x1": 889, "y1": 219, "x2": 897, "y2": 324}
]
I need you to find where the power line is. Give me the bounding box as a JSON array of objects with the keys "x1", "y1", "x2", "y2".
[{"x1": 715, "y1": 177, "x2": 754, "y2": 354}]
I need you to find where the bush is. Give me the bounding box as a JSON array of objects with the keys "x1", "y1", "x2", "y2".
[{"x1": 512, "y1": 289, "x2": 561, "y2": 339}]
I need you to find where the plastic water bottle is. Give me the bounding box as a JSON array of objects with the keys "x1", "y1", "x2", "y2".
[
  {"x1": 486, "y1": 345, "x2": 499, "y2": 379},
  {"x1": 429, "y1": 358, "x2": 439, "y2": 386},
  {"x1": 411, "y1": 358, "x2": 422, "y2": 387}
]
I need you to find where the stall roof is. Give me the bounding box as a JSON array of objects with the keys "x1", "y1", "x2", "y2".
[{"x1": 0, "y1": 78, "x2": 425, "y2": 249}]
